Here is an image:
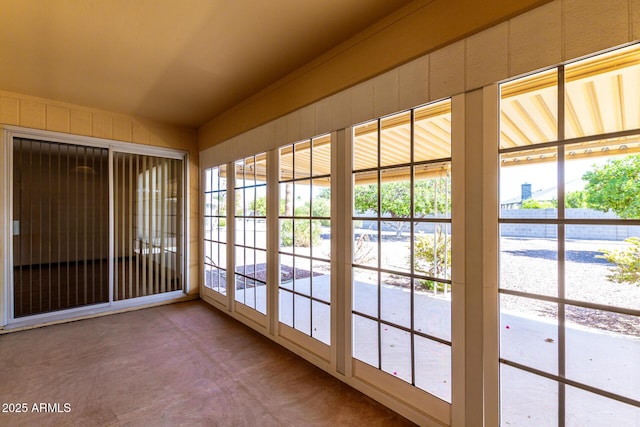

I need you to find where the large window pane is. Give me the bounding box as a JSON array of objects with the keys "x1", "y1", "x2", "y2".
[
  {"x1": 500, "y1": 294, "x2": 558, "y2": 375},
  {"x1": 353, "y1": 173, "x2": 379, "y2": 217},
  {"x1": 352, "y1": 99, "x2": 452, "y2": 402},
  {"x1": 353, "y1": 268, "x2": 378, "y2": 318},
  {"x1": 565, "y1": 305, "x2": 640, "y2": 401},
  {"x1": 311, "y1": 260, "x2": 331, "y2": 303},
  {"x1": 204, "y1": 166, "x2": 227, "y2": 296},
  {"x1": 565, "y1": 44, "x2": 640, "y2": 139},
  {"x1": 280, "y1": 254, "x2": 294, "y2": 291},
  {"x1": 311, "y1": 300, "x2": 330, "y2": 345},
  {"x1": 293, "y1": 141, "x2": 311, "y2": 179},
  {"x1": 279, "y1": 218, "x2": 294, "y2": 254},
  {"x1": 565, "y1": 141, "x2": 640, "y2": 220},
  {"x1": 234, "y1": 154, "x2": 267, "y2": 314},
  {"x1": 500, "y1": 147, "x2": 557, "y2": 216},
  {"x1": 353, "y1": 314, "x2": 379, "y2": 368},
  {"x1": 311, "y1": 135, "x2": 331, "y2": 176},
  {"x1": 279, "y1": 289, "x2": 294, "y2": 328},
  {"x1": 566, "y1": 385, "x2": 640, "y2": 426},
  {"x1": 380, "y1": 273, "x2": 411, "y2": 328},
  {"x1": 565, "y1": 224, "x2": 640, "y2": 310},
  {"x1": 293, "y1": 256, "x2": 311, "y2": 296},
  {"x1": 414, "y1": 223, "x2": 451, "y2": 282},
  {"x1": 415, "y1": 336, "x2": 451, "y2": 402},
  {"x1": 294, "y1": 294, "x2": 311, "y2": 335},
  {"x1": 499, "y1": 46, "x2": 640, "y2": 426},
  {"x1": 414, "y1": 165, "x2": 451, "y2": 219},
  {"x1": 500, "y1": 224, "x2": 558, "y2": 297},
  {"x1": 353, "y1": 221, "x2": 378, "y2": 268},
  {"x1": 414, "y1": 100, "x2": 452, "y2": 161},
  {"x1": 381, "y1": 325, "x2": 411, "y2": 383},
  {"x1": 278, "y1": 136, "x2": 331, "y2": 345},
  {"x1": 414, "y1": 278, "x2": 451, "y2": 342},
  {"x1": 354, "y1": 122, "x2": 378, "y2": 170},
  {"x1": 500, "y1": 69, "x2": 558, "y2": 148},
  {"x1": 381, "y1": 112, "x2": 411, "y2": 167},
  {"x1": 294, "y1": 180, "x2": 311, "y2": 216},
  {"x1": 500, "y1": 364, "x2": 558, "y2": 427},
  {"x1": 311, "y1": 219, "x2": 330, "y2": 260},
  {"x1": 381, "y1": 221, "x2": 411, "y2": 273}
]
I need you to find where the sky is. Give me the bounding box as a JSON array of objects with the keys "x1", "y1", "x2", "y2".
[{"x1": 499, "y1": 156, "x2": 613, "y2": 203}]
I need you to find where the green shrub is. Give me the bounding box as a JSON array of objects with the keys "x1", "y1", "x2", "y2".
[
  {"x1": 598, "y1": 237, "x2": 640, "y2": 285},
  {"x1": 281, "y1": 219, "x2": 321, "y2": 247},
  {"x1": 521, "y1": 199, "x2": 556, "y2": 209},
  {"x1": 417, "y1": 280, "x2": 448, "y2": 292},
  {"x1": 413, "y1": 228, "x2": 451, "y2": 280}
]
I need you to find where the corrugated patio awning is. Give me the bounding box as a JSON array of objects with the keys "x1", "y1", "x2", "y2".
[
  {"x1": 223, "y1": 44, "x2": 640, "y2": 180},
  {"x1": 500, "y1": 44, "x2": 640, "y2": 166}
]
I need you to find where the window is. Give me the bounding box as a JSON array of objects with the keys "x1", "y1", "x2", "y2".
[
  {"x1": 203, "y1": 165, "x2": 228, "y2": 295},
  {"x1": 278, "y1": 135, "x2": 332, "y2": 345},
  {"x1": 351, "y1": 100, "x2": 452, "y2": 402},
  {"x1": 234, "y1": 154, "x2": 268, "y2": 314},
  {"x1": 499, "y1": 44, "x2": 640, "y2": 426}
]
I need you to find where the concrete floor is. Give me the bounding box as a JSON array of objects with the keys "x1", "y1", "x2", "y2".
[{"x1": 0, "y1": 300, "x2": 415, "y2": 426}]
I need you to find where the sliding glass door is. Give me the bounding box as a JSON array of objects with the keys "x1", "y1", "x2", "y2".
[
  {"x1": 113, "y1": 153, "x2": 184, "y2": 300},
  {"x1": 11, "y1": 137, "x2": 185, "y2": 320},
  {"x1": 12, "y1": 138, "x2": 109, "y2": 317}
]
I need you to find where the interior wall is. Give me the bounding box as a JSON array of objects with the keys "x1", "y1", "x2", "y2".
[
  {"x1": 198, "y1": 0, "x2": 554, "y2": 150},
  {"x1": 0, "y1": 90, "x2": 199, "y2": 295}
]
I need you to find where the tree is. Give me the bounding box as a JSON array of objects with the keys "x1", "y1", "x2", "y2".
[
  {"x1": 250, "y1": 196, "x2": 267, "y2": 216},
  {"x1": 276, "y1": 186, "x2": 330, "y2": 248},
  {"x1": 518, "y1": 191, "x2": 586, "y2": 209},
  {"x1": 582, "y1": 155, "x2": 640, "y2": 218},
  {"x1": 312, "y1": 188, "x2": 331, "y2": 226},
  {"x1": 565, "y1": 190, "x2": 587, "y2": 209},
  {"x1": 353, "y1": 178, "x2": 450, "y2": 236}
]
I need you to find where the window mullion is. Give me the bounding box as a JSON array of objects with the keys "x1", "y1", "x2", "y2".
[
  {"x1": 267, "y1": 149, "x2": 280, "y2": 335},
  {"x1": 226, "y1": 160, "x2": 235, "y2": 311}
]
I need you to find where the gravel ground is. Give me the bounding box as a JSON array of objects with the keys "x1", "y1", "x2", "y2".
[
  {"x1": 376, "y1": 236, "x2": 640, "y2": 336},
  {"x1": 220, "y1": 234, "x2": 640, "y2": 336},
  {"x1": 500, "y1": 238, "x2": 640, "y2": 337}
]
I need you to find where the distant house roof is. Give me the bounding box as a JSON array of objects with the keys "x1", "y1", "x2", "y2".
[{"x1": 501, "y1": 179, "x2": 585, "y2": 206}]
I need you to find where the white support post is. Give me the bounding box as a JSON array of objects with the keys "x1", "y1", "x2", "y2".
[
  {"x1": 267, "y1": 149, "x2": 280, "y2": 336},
  {"x1": 452, "y1": 86, "x2": 499, "y2": 426}
]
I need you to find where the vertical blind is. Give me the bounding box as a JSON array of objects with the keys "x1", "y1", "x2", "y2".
[
  {"x1": 113, "y1": 153, "x2": 184, "y2": 300},
  {"x1": 12, "y1": 138, "x2": 185, "y2": 318},
  {"x1": 12, "y1": 138, "x2": 109, "y2": 317}
]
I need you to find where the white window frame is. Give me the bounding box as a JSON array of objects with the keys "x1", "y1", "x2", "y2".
[{"x1": 497, "y1": 48, "x2": 640, "y2": 425}]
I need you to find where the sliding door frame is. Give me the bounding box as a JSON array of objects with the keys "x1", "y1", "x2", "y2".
[{"x1": 0, "y1": 125, "x2": 190, "y2": 329}]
